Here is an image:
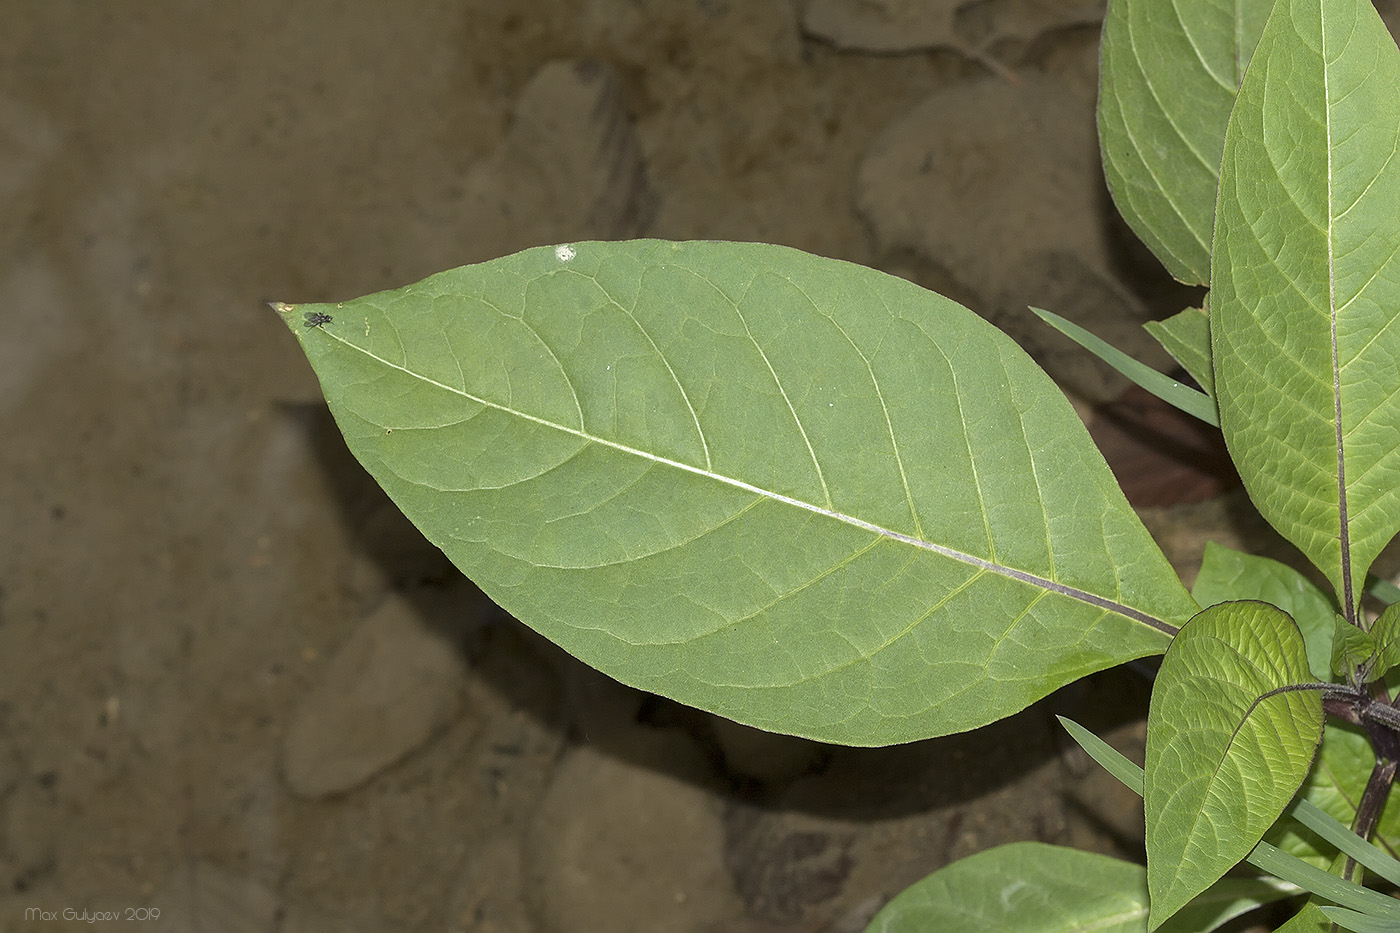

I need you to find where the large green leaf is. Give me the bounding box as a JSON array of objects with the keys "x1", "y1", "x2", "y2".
[
  {"x1": 1099, "y1": 0, "x2": 1274, "y2": 284},
  {"x1": 1191, "y1": 541, "x2": 1336, "y2": 682},
  {"x1": 1211, "y1": 0, "x2": 1400, "y2": 620},
  {"x1": 278, "y1": 240, "x2": 1196, "y2": 745},
  {"x1": 1145, "y1": 601, "x2": 1322, "y2": 928},
  {"x1": 863, "y1": 841, "x2": 1290, "y2": 933}
]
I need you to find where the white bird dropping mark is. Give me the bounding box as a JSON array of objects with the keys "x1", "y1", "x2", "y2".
[{"x1": 554, "y1": 244, "x2": 576, "y2": 262}]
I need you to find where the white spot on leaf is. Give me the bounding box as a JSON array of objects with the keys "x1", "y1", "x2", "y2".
[{"x1": 555, "y1": 244, "x2": 576, "y2": 262}]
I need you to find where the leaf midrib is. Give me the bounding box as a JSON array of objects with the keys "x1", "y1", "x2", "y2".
[
  {"x1": 1321, "y1": 2, "x2": 1355, "y2": 622},
  {"x1": 321, "y1": 329, "x2": 1178, "y2": 636}
]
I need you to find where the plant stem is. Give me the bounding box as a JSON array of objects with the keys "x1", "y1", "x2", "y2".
[
  {"x1": 1351, "y1": 756, "x2": 1397, "y2": 844},
  {"x1": 1339, "y1": 689, "x2": 1400, "y2": 861}
]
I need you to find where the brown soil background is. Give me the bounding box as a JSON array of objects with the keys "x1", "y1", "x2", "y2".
[{"x1": 5, "y1": 3, "x2": 1393, "y2": 931}]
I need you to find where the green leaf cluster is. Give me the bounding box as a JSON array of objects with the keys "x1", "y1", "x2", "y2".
[{"x1": 278, "y1": 0, "x2": 1400, "y2": 928}]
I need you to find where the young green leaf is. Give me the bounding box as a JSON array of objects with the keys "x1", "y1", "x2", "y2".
[
  {"x1": 1098, "y1": 0, "x2": 1274, "y2": 284},
  {"x1": 1211, "y1": 0, "x2": 1400, "y2": 621},
  {"x1": 1191, "y1": 541, "x2": 1337, "y2": 683},
  {"x1": 1369, "y1": 602, "x2": 1400, "y2": 682},
  {"x1": 861, "y1": 841, "x2": 1290, "y2": 933},
  {"x1": 278, "y1": 241, "x2": 1197, "y2": 745},
  {"x1": 1143, "y1": 306, "x2": 1213, "y2": 397},
  {"x1": 1145, "y1": 601, "x2": 1323, "y2": 928},
  {"x1": 1031, "y1": 307, "x2": 1217, "y2": 426},
  {"x1": 1331, "y1": 617, "x2": 1376, "y2": 683}
]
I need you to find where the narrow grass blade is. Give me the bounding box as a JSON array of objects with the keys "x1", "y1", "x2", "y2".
[
  {"x1": 1319, "y1": 906, "x2": 1400, "y2": 933},
  {"x1": 1250, "y1": 841, "x2": 1400, "y2": 922},
  {"x1": 1290, "y1": 798, "x2": 1400, "y2": 888},
  {"x1": 1058, "y1": 715, "x2": 1143, "y2": 795},
  {"x1": 1366, "y1": 575, "x2": 1400, "y2": 606},
  {"x1": 1032, "y1": 307, "x2": 1217, "y2": 426},
  {"x1": 1060, "y1": 716, "x2": 1400, "y2": 922}
]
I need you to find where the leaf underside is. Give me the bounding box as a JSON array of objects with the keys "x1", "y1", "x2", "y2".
[
  {"x1": 1099, "y1": 0, "x2": 1273, "y2": 285},
  {"x1": 1145, "y1": 601, "x2": 1322, "y2": 928},
  {"x1": 281, "y1": 240, "x2": 1194, "y2": 745},
  {"x1": 1211, "y1": 0, "x2": 1400, "y2": 619}
]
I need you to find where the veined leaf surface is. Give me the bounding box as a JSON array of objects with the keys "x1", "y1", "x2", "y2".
[
  {"x1": 1191, "y1": 541, "x2": 1336, "y2": 682},
  {"x1": 1211, "y1": 0, "x2": 1400, "y2": 619},
  {"x1": 1145, "y1": 601, "x2": 1322, "y2": 928},
  {"x1": 1099, "y1": 0, "x2": 1273, "y2": 284},
  {"x1": 279, "y1": 240, "x2": 1195, "y2": 744}
]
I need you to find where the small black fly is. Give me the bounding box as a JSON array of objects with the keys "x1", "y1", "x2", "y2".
[{"x1": 304, "y1": 311, "x2": 333, "y2": 328}]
